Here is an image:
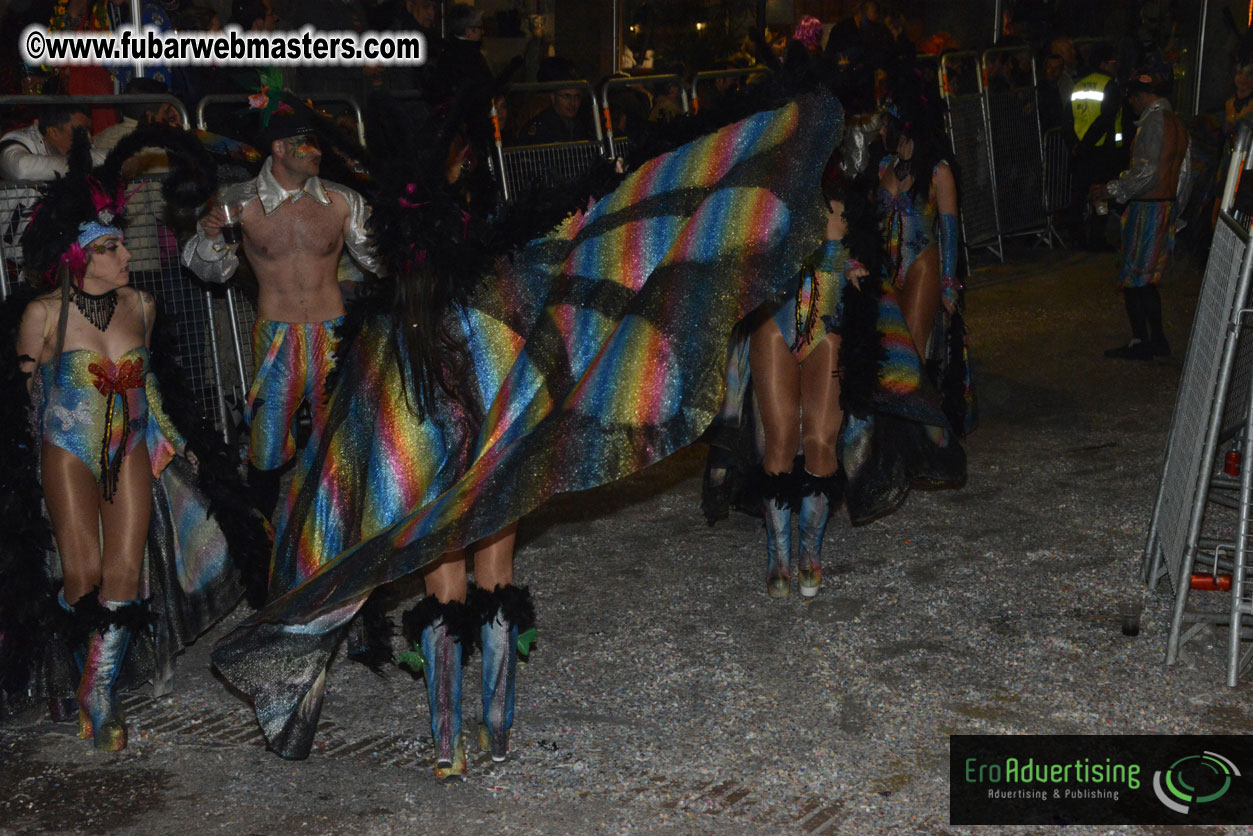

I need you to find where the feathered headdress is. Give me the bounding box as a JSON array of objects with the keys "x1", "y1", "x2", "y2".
[{"x1": 22, "y1": 124, "x2": 217, "y2": 287}]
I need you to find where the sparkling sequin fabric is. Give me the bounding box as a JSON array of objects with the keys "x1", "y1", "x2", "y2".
[
  {"x1": 212, "y1": 92, "x2": 844, "y2": 759},
  {"x1": 37, "y1": 347, "x2": 176, "y2": 487}
]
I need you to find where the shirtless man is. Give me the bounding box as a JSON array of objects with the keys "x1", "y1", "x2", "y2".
[{"x1": 182, "y1": 110, "x2": 379, "y2": 500}]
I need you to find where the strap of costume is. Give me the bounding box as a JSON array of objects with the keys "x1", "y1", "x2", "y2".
[{"x1": 938, "y1": 211, "x2": 959, "y2": 310}]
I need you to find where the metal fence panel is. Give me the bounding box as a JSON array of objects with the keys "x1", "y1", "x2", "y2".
[
  {"x1": 498, "y1": 141, "x2": 601, "y2": 197},
  {"x1": 124, "y1": 179, "x2": 219, "y2": 419},
  {"x1": 1154, "y1": 213, "x2": 1249, "y2": 585},
  {"x1": 1041, "y1": 127, "x2": 1071, "y2": 213},
  {"x1": 946, "y1": 94, "x2": 1000, "y2": 249},
  {"x1": 0, "y1": 183, "x2": 39, "y2": 299},
  {"x1": 941, "y1": 52, "x2": 1000, "y2": 255},
  {"x1": 982, "y1": 47, "x2": 1046, "y2": 236}
]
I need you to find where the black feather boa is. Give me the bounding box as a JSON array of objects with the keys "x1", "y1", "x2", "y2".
[
  {"x1": 400, "y1": 596, "x2": 479, "y2": 661},
  {"x1": 0, "y1": 285, "x2": 57, "y2": 707}
]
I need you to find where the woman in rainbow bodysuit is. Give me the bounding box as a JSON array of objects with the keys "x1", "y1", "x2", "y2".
[
  {"x1": 1, "y1": 127, "x2": 259, "y2": 748},
  {"x1": 746, "y1": 178, "x2": 866, "y2": 599},
  {"x1": 874, "y1": 72, "x2": 976, "y2": 444},
  {"x1": 877, "y1": 106, "x2": 959, "y2": 356}
]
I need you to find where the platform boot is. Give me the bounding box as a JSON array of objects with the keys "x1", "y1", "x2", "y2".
[
  {"x1": 77, "y1": 598, "x2": 146, "y2": 750},
  {"x1": 760, "y1": 465, "x2": 801, "y2": 598},
  {"x1": 401, "y1": 597, "x2": 476, "y2": 781},
  {"x1": 798, "y1": 472, "x2": 841, "y2": 598},
  {"x1": 46, "y1": 590, "x2": 88, "y2": 722},
  {"x1": 469, "y1": 585, "x2": 536, "y2": 762}
]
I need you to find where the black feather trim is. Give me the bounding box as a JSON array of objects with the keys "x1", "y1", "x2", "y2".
[
  {"x1": 800, "y1": 469, "x2": 845, "y2": 505},
  {"x1": 941, "y1": 307, "x2": 973, "y2": 437},
  {"x1": 467, "y1": 584, "x2": 535, "y2": 633},
  {"x1": 838, "y1": 274, "x2": 886, "y2": 418},
  {"x1": 0, "y1": 286, "x2": 58, "y2": 707},
  {"x1": 84, "y1": 595, "x2": 156, "y2": 633},
  {"x1": 757, "y1": 460, "x2": 806, "y2": 512},
  {"x1": 400, "y1": 597, "x2": 478, "y2": 659},
  {"x1": 345, "y1": 591, "x2": 396, "y2": 672}
]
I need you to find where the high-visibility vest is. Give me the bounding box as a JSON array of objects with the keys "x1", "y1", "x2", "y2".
[{"x1": 1070, "y1": 71, "x2": 1123, "y2": 146}]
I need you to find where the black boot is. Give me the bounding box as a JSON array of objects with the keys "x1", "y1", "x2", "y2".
[
  {"x1": 401, "y1": 597, "x2": 477, "y2": 781},
  {"x1": 468, "y1": 585, "x2": 536, "y2": 762},
  {"x1": 1142, "y1": 285, "x2": 1170, "y2": 357},
  {"x1": 1105, "y1": 288, "x2": 1153, "y2": 359}
]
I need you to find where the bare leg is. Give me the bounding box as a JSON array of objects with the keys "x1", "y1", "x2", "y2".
[
  {"x1": 898, "y1": 244, "x2": 942, "y2": 357},
  {"x1": 97, "y1": 442, "x2": 152, "y2": 602},
  {"x1": 797, "y1": 333, "x2": 843, "y2": 596},
  {"x1": 473, "y1": 522, "x2": 517, "y2": 592},
  {"x1": 749, "y1": 318, "x2": 802, "y2": 474},
  {"x1": 799, "y1": 332, "x2": 843, "y2": 478},
  {"x1": 41, "y1": 444, "x2": 104, "y2": 604},
  {"x1": 422, "y1": 551, "x2": 469, "y2": 603},
  {"x1": 749, "y1": 318, "x2": 803, "y2": 597}
]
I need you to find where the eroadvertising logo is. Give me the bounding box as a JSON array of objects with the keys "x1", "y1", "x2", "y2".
[
  {"x1": 1152, "y1": 751, "x2": 1240, "y2": 814},
  {"x1": 950, "y1": 736, "x2": 1253, "y2": 825}
]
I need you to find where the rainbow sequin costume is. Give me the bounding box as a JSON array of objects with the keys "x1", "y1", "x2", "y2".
[
  {"x1": 212, "y1": 92, "x2": 845, "y2": 759},
  {"x1": 770, "y1": 240, "x2": 854, "y2": 362},
  {"x1": 37, "y1": 347, "x2": 180, "y2": 498},
  {"x1": 246, "y1": 318, "x2": 342, "y2": 471}
]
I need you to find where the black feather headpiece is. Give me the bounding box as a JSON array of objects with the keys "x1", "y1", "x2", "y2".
[{"x1": 21, "y1": 125, "x2": 217, "y2": 287}]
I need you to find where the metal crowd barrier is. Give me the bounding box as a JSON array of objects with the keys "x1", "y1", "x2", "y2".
[
  {"x1": 1143, "y1": 123, "x2": 1253, "y2": 687},
  {"x1": 688, "y1": 67, "x2": 770, "y2": 115},
  {"x1": 980, "y1": 45, "x2": 1048, "y2": 242},
  {"x1": 196, "y1": 93, "x2": 366, "y2": 146},
  {"x1": 940, "y1": 51, "x2": 1003, "y2": 262},
  {"x1": 600, "y1": 73, "x2": 688, "y2": 161},
  {"x1": 1040, "y1": 127, "x2": 1070, "y2": 247},
  {"x1": 499, "y1": 81, "x2": 603, "y2": 199}
]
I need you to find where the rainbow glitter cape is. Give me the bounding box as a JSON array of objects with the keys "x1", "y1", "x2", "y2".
[{"x1": 212, "y1": 91, "x2": 843, "y2": 758}]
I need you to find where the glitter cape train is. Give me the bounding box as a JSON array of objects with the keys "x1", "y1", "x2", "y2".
[{"x1": 211, "y1": 90, "x2": 844, "y2": 759}]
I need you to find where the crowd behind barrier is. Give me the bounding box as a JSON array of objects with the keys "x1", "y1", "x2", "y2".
[{"x1": 0, "y1": 59, "x2": 1103, "y2": 434}]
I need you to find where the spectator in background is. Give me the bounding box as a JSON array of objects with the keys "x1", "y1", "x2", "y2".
[
  {"x1": 290, "y1": 0, "x2": 371, "y2": 103},
  {"x1": 1038, "y1": 52, "x2": 1067, "y2": 132},
  {"x1": 232, "y1": 0, "x2": 278, "y2": 31},
  {"x1": 1067, "y1": 44, "x2": 1123, "y2": 249},
  {"x1": 0, "y1": 103, "x2": 104, "y2": 181},
  {"x1": 1091, "y1": 71, "x2": 1190, "y2": 360},
  {"x1": 94, "y1": 78, "x2": 182, "y2": 158},
  {"x1": 41, "y1": 0, "x2": 118, "y2": 132},
  {"x1": 825, "y1": 1, "x2": 892, "y2": 66},
  {"x1": 432, "y1": 4, "x2": 493, "y2": 99},
  {"x1": 1226, "y1": 63, "x2": 1253, "y2": 139},
  {"x1": 648, "y1": 75, "x2": 685, "y2": 123},
  {"x1": 792, "y1": 15, "x2": 825, "y2": 59},
  {"x1": 378, "y1": 0, "x2": 441, "y2": 93},
  {"x1": 520, "y1": 65, "x2": 592, "y2": 144},
  {"x1": 523, "y1": 14, "x2": 556, "y2": 82},
  {"x1": 1050, "y1": 37, "x2": 1080, "y2": 107}
]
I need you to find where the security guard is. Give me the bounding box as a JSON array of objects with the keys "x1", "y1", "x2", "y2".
[{"x1": 1067, "y1": 45, "x2": 1124, "y2": 249}]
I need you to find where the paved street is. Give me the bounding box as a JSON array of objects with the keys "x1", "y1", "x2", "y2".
[{"x1": 3, "y1": 244, "x2": 1247, "y2": 836}]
